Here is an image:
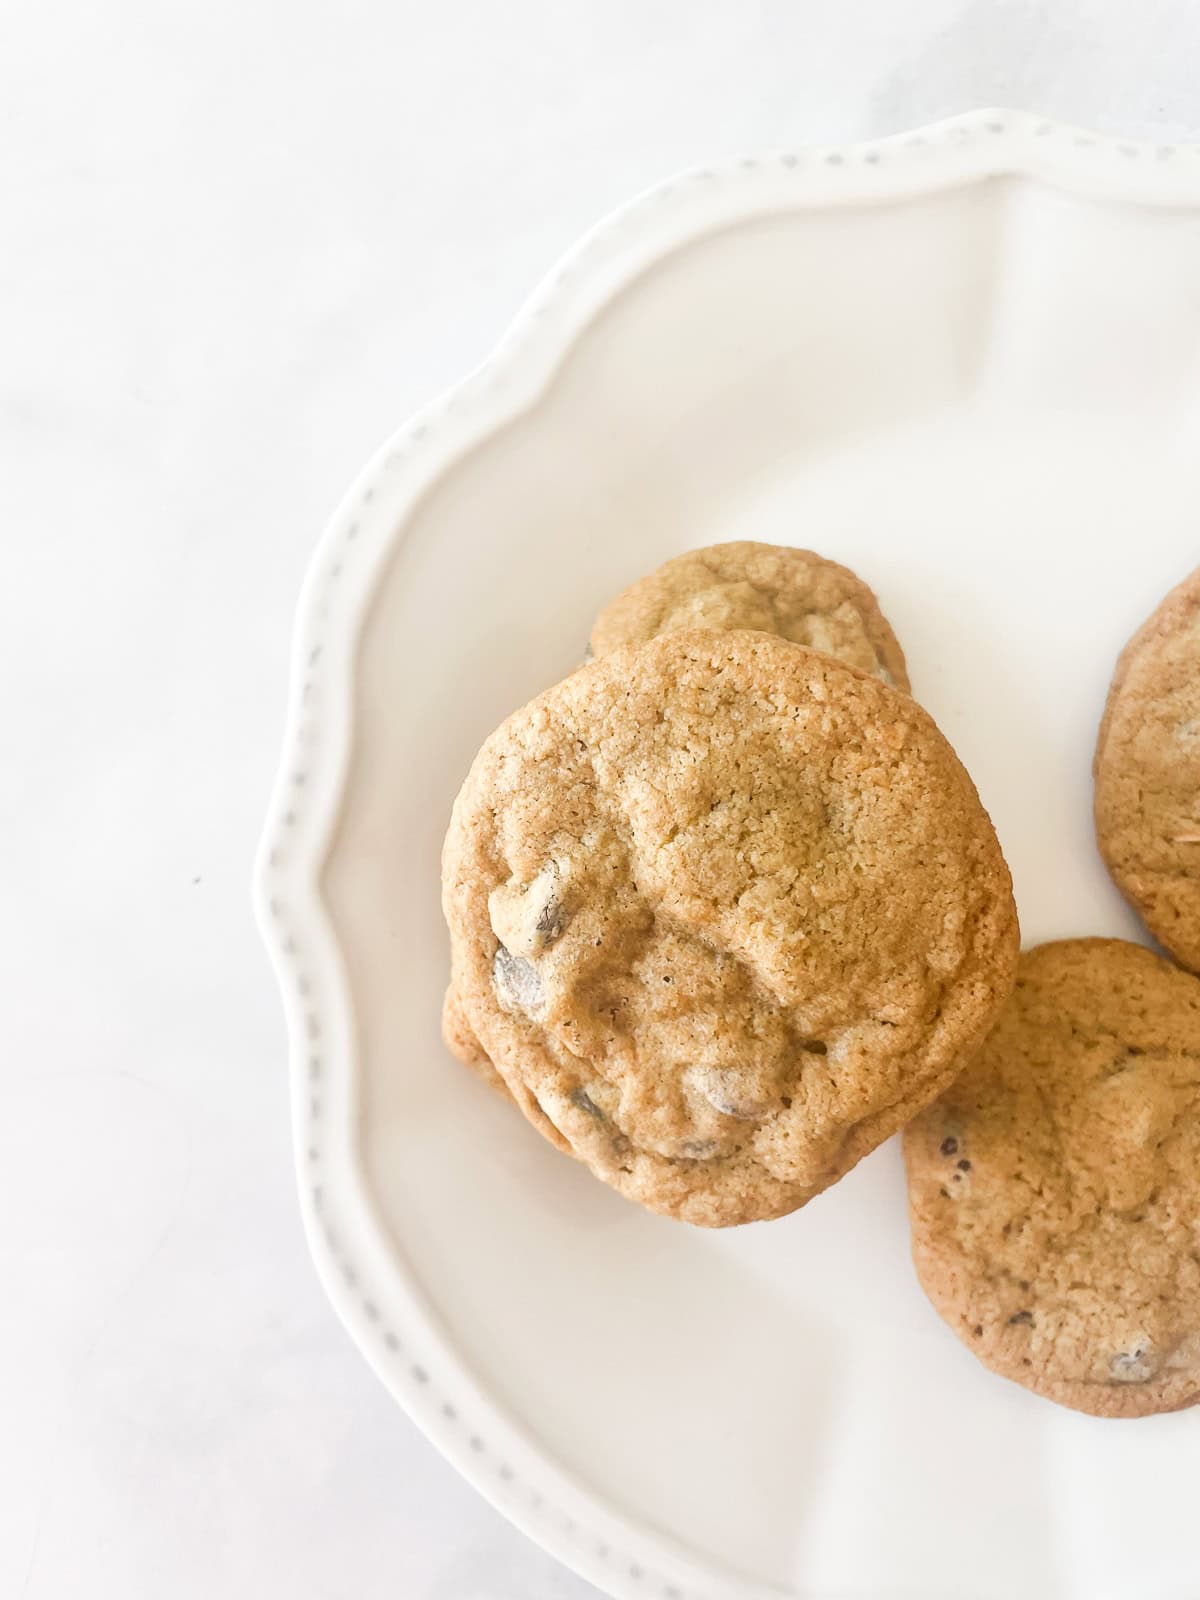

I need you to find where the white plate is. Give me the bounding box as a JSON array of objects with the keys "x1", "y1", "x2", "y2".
[{"x1": 256, "y1": 110, "x2": 1200, "y2": 1600}]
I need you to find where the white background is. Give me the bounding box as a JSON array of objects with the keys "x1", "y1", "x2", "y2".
[{"x1": 4, "y1": 4, "x2": 1198, "y2": 1596}]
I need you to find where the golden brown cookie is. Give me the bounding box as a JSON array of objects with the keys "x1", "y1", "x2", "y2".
[
  {"x1": 589, "y1": 541, "x2": 910, "y2": 691},
  {"x1": 442, "y1": 982, "x2": 572, "y2": 1153},
  {"x1": 441, "y1": 984, "x2": 504, "y2": 1090},
  {"x1": 904, "y1": 939, "x2": 1200, "y2": 1418},
  {"x1": 1095, "y1": 567, "x2": 1200, "y2": 971},
  {"x1": 450, "y1": 542, "x2": 908, "y2": 1093},
  {"x1": 442, "y1": 629, "x2": 1016, "y2": 1227}
]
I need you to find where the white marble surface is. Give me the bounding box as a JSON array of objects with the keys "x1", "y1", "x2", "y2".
[{"x1": 4, "y1": 4, "x2": 1198, "y2": 1596}]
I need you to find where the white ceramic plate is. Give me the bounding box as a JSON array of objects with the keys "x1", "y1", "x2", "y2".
[{"x1": 257, "y1": 110, "x2": 1200, "y2": 1600}]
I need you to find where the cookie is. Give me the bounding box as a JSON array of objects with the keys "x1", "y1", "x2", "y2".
[
  {"x1": 904, "y1": 938, "x2": 1200, "y2": 1418},
  {"x1": 441, "y1": 983, "x2": 504, "y2": 1090},
  {"x1": 443, "y1": 985, "x2": 572, "y2": 1151},
  {"x1": 442, "y1": 982, "x2": 573, "y2": 1153},
  {"x1": 442, "y1": 629, "x2": 1016, "y2": 1227},
  {"x1": 589, "y1": 541, "x2": 910, "y2": 691},
  {"x1": 1095, "y1": 567, "x2": 1200, "y2": 970},
  {"x1": 450, "y1": 541, "x2": 909, "y2": 1093}
]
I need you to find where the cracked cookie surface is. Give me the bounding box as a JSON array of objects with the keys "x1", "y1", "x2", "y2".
[
  {"x1": 442, "y1": 629, "x2": 1016, "y2": 1226},
  {"x1": 904, "y1": 938, "x2": 1200, "y2": 1417},
  {"x1": 1095, "y1": 566, "x2": 1200, "y2": 970},
  {"x1": 589, "y1": 541, "x2": 910, "y2": 690}
]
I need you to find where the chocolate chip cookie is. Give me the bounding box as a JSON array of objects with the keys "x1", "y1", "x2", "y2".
[
  {"x1": 905, "y1": 938, "x2": 1200, "y2": 1417},
  {"x1": 589, "y1": 541, "x2": 910, "y2": 690},
  {"x1": 1095, "y1": 566, "x2": 1200, "y2": 970},
  {"x1": 443, "y1": 629, "x2": 1016, "y2": 1226},
  {"x1": 441, "y1": 983, "x2": 504, "y2": 1091},
  {"x1": 447, "y1": 541, "x2": 910, "y2": 1087}
]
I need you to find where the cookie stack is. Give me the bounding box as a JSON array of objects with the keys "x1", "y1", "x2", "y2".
[
  {"x1": 442, "y1": 542, "x2": 1019, "y2": 1225},
  {"x1": 440, "y1": 543, "x2": 1200, "y2": 1418}
]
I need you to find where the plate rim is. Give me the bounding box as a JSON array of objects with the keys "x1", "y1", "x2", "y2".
[{"x1": 253, "y1": 108, "x2": 1200, "y2": 1600}]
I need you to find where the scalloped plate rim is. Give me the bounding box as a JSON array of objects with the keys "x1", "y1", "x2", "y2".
[{"x1": 254, "y1": 108, "x2": 1200, "y2": 1600}]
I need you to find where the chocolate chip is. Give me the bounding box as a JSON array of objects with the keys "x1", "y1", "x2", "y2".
[
  {"x1": 711, "y1": 1098, "x2": 761, "y2": 1120},
  {"x1": 1008, "y1": 1310, "x2": 1033, "y2": 1326},
  {"x1": 680, "y1": 1139, "x2": 720, "y2": 1160},
  {"x1": 570, "y1": 1087, "x2": 606, "y2": 1119},
  {"x1": 685, "y1": 1065, "x2": 767, "y2": 1121},
  {"x1": 972, "y1": 1325, "x2": 983, "y2": 1338},
  {"x1": 534, "y1": 895, "x2": 569, "y2": 947},
  {"x1": 1110, "y1": 1342, "x2": 1158, "y2": 1383},
  {"x1": 940, "y1": 1136, "x2": 959, "y2": 1156},
  {"x1": 489, "y1": 870, "x2": 569, "y2": 957},
  {"x1": 957, "y1": 1158, "x2": 971, "y2": 1172},
  {"x1": 493, "y1": 945, "x2": 544, "y2": 1012},
  {"x1": 801, "y1": 1038, "x2": 827, "y2": 1055}
]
